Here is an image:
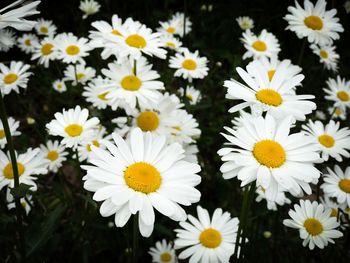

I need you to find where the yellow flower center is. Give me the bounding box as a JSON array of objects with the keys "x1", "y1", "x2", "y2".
[
  {"x1": 182, "y1": 59, "x2": 197, "y2": 70},
  {"x1": 111, "y1": 29, "x2": 122, "y2": 36},
  {"x1": 253, "y1": 140, "x2": 286, "y2": 168},
  {"x1": 252, "y1": 40, "x2": 267, "y2": 52},
  {"x1": 166, "y1": 26, "x2": 176, "y2": 33},
  {"x1": 124, "y1": 162, "x2": 161, "y2": 194},
  {"x1": 339, "y1": 179, "x2": 350, "y2": 193},
  {"x1": 24, "y1": 39, "x2": 31, "y2": 46},
  {"x1": 318, "y1": 134, "x2": 335, "y2": 148},
  {"x1": 76, "y1": 73, "x2": 85, "y2": 80},
  {"x1": 125, "y1": 34, "x2": 146, "y2": 48},
  {"x1": 160, "y1": 252, "x2": 172, "y2": 262},
  {"x1": 337, "y1": 91, "x2": 349, "y2": 102},
  {"x1": 40, "y1": 26, "x2": 48, "y2": 33},
  {"x1": 186, "y1": 94, "x2": 193, "y2": 101},
  {"x1": 330, "y1": 208, "x2": 338, "y2": 218},
  {"x1": 199, "y1": 228, "x2": 222, "y2": 248},
  {"x1": 0, "y1": 129, "x2": 5, "y2": 139},
  {"x1": 255, "y1": 89, "x2": 283, "y2": 106},
  {"x1": 98, "y1": 91, "x2": 109, "y2": 101},
  {"x1": 166, "y1": 42, "x2": 176, "y2": 48},
  {"x1": 304, "y1": 16, "x2": 323, "y2": 30},
  {"x1": 303, "y1": 218, "x2": 323, "y2": 236},
  {"x1": 65, "y1": 45, "x2": 80, "y2": 55},
  {"x1": 64, "y1": 124, "x2": 83, "y2": 137},
  {"x1": 121, "y1": 75, "x2": 142, "y2": 91},
  {"x1": 47, "y1": 150, "x2": 59, "y2": 161},
  {"x1": 137, "y1": 111, "x2": 159, "y2": 132},
  {"x1": 41, "y1": 43, "x2": 54, "y2": 55},
  {"x1": 3, "y1": 163, "x2": 25, "y2": 179},
  {"x1": 3, "y1": 73, "x2": 18, "y2": 85},
  {"x1": 319, "y1": 50, "x2": 328, "y2": 59},
  {"x1": 268, "y1": 69, "x2": 276, "y2": 81},
  {"x1": 335, "y1": 108, "x2": 342, "y2": 116},
  {"x1": 86, "y1": 140, "x2": 100, "y2": 152}
]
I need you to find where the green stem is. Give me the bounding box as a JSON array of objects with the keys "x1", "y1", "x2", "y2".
[
  {"x1": 74, "y1": 148, "x2": 81, "y2": 175},
  {"x1": 297, "y1": 38, "x2": 307, "y2": 66},
  {"x1": 0, "y1": 90, "x2": 26, "y2": 261},
  {"x1": 133, "y1": 59, "x2": 137, "y2": 76},
  {"x1": 132, "y1": 215, "x2": 139, "y2": 263}
]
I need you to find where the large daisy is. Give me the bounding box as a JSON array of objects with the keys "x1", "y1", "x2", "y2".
[
  {"x1": 0, "y1": 61, "x2": 32, "y2": 95},
  {"x1": 0, "y1": 117, "x2": 21, "y2": 149},
  {"x1": 323, "y1": 76, "x2": 350, "y2": 110}
]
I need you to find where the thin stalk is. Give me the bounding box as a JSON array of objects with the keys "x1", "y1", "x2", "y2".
[
  {"x1": 133, "y1": 59, "x2": 137, "y2": 76},
  {"x1": 74, "y1": 148, "x2": 81, "y2": 175},
  {"x1": 297, "y1": 38, "x2": 307, "y2": 66},
  {"x1": 0, "y1": 90, "x2": 26, "y2": 261},
  {"x1": 132, "y1": 215, "x2": 139, "y2": 263}
]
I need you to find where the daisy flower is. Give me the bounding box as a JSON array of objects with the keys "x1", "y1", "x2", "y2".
[
  {"x1": 224, "y1": 61, "x2": 315, "y2": 120},
  {"x1": 255, "y1": 186, "x2": 291, "y2": 211},
  {"x1": 284, "y1": 0, "x2": 344, "y2": 45},
  {"x1": 31, "y1": 36, "x2": 57, "y2": 68},
  {"x1": 17, "y1": 33, "x2": 38, "y2": 54},
  {"x1": 320, "y1": 196, "x2": 340, "y2": 219},
  {"x1": 241, "y1": 29, "x2": 280, "y2": 60},
  {"x1": 169, "y1": 49, "x2": 209, "y2": 81},
  {"x1": 0, "y1": 117, "x2": 21, "y2": 149},
  {"x1": 0, "y1": 61, "x2": 32, "y2": 95},
  {"x1": 322, "y1": 165, "x2": 350, "y2": 207},
  {"x1": 63, "y1": 64, "x2": 96, "y2": 86},
  {"x1": 52, "y1": 79, "x2": 67, "y2": 93},
  {"x1": 328, "y1": 106, "x2": 346, "y2": 120},
  {"x1": 46, "y1": 105, "x2": 100, "y2": 148},
  {"x1": 160, "y1": 35, "x2": 182, "y2": 51},
  {"x1": 345, "y1": 1, "x2": 350, "y2": 13},
  {"x1": 0, "y1": 29, "x2": 16, "y2": 52},
  {"x1": 54, "y1": 33, "x2": 93, "y2": 64},
  {"x1": 79, "y1": 0, "x2": 100, "y2": 19},
  {"x1": 82, "y1": 77, "x2": 112, "y2": 109},
  {"x1": 40, "y1": 140, "x2": 68, "y2": 173},
  {"x1": 310, "y1": 44, "x2": 339, "y2": 72},
  {"x1": 183, "y1": 143, "x2": 199, "y2": 163},
  {"x1": 236, "y1": 16, "x2": 254, "y2": 30},
  {"x1": 171, "y1": 110, "x2": 201, "y2": 145},
  {"x1": 302, "y1": 120, "x2": 350, "y2": 162},
  {"x1": 149, "y1": 239, "x2": 177, "y2": 263},
  {"x1": 218, "y1": 114, "x2": 321, "y2": 200},
  {"x1": 7, "y1": 189, "x2": 32, "y2": 215},
  {"x1": 0, "y1": 0, "x2": 40, "y2": 31},
  {"x1": 170, "y1": 12, "x2": 192, "y2": 36},
  {"x1": 82, "y1": 128, "x2": 201, "y2": 237},
  {"x1": 323, "y1": 76, "x2": 350, "y2": 110},
  {"x1": 174, "y1": 206, "x2": 239, "y2": 263},
  {"x1": 179, "y1": 86, "x2": 201, "y2": 105},
  {"x1": 0, "y1": 148, "x2": 48, "y2": 191},
  {"x1": 283, "y1": 200, "x2": 343, "y2": 250},
  {"x1": 157, "y1": 18, "x2": 184, "y2": 37},
  {"x1": 34, "y1": 18, "x2": 56, "y2": 36},
  {"x1": 315, "y1": 110, "x2": 326, "y2": 121}
]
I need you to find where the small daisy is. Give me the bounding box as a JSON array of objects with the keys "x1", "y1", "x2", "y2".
[
  {"x1": 46, "y1": 105, "x2": 100, "y2": 148},
  {"x1": 0, "y1": 29, "x2": 16, "y2": 52},
  {"x1": 218, "y1": 114, "x2": 321, "y2": 200},
  {"x1": 241, "y1": 29, "x2": 280, "y2": 60},
  {"x1": 169, "y1": 49, "x2": 209, "y2": 81},
  {"x1": 52, "y1": 79, "x2": 67, "y2": 93},
  {"x1": 0, "y1": 117, "x2": 21, "y2": 149},
  {"x1": 256, "y1": 186, "x2": 291, "y2": 211},
  {"x1": 149, "y1": 239, "x2": 177, "y2": 263},
  {"x1": 160, "y1": 35, "x2": 182, "y2": 51},
  {"x1": 170, "y1": 12, "x2": 192, "y2": 36},
  {"x1": 345, "y1": 1, "x2": 350, "y2": 13},
  {"x1": 310, "y1": 44, "x2": 339, "y2": 72},
  {"x1": 320, "y1": 196, "x2": 340, "y2": 219},
  {"x1": 35, "y1": 18, "x2": 57, "y2": 36},
  {"x1": 82, "y1": 77, "x2": 112, "y2": 109},
  {"x1": 31, "y1": 36, "x2": 58, "y2": 68},
  {"x1": 0, "y1": 61, "x2": 32, "y2": 95},
  {"x1": 328, "y1": 106, "x2": 346, "y2": 120},
  {"x1": 64, "y1": 64, "x2": 96, "y2": 86},
  {"x1": 158, "y1": 18, "x2": 185, "y2": 37},
  {"x1": 79, "y1": 0, "x2": 101, "y2": 19},
  {"x1": 236, "y1": 16, "x2": 254, "y2": 30},
  {"x1": 179, "y1": 86, "x2": 201, "y2": 105},
  {"x1": 175, "y1": 206, "x2": 239, "y2": 263},
  {"x1": 302, "y1": 120, "x2": 350, "y2": 162},
  {"x1": 283, "y1": 200, "x2": 343, "y2": 250},
  {"x1": 7, "y1": 189, "x2": 32, "y2": 215},
  {"x1": 0, "y1": 148, "x2": 48, "y2": 191},
  {"x1": 82, "y1": 128, "x2": 201, "y2": 237},
  {"x1": 315, "y1": 110, "x2": 326, "y2": 121},
  {"x1": 40, "y1": 140, "x2": 68, "y2": 173},
  {"x1": 17, "y1": 33, "x2": 38, "y2": 54},
  {"x1": 171, "y1": 110, "x2": 201, "y2": 145},
  {"x1": 323, "y1": 76, "x2": 350, "y2": 110}
]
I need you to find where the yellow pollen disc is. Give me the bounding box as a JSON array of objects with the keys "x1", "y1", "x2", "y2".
[
  {"x1": 166, "y1": 26, "x2": 176, "y2": 33},
  {"x1": 339, "y1": 179, "x2": 350, "y2": 193},
  {"x1": 330, "y1": 208, "x2": 338, "y2": 218},
  {"x1": 268, "y1": 69, "x2": 276, "y2": 81},
  {"x1": 41, "y1": 43, "x2": 54, "y2": 55},
  {"x1": 186, "y1": 94, "x2": 193, "y2": 101},
  {"x1": 76, "y1": 73, "x2": 85, "y2": 80},
  {"x1": 21, "y1": 201, "x2": 27, "y2": 208},
  {"x1": 304, "y1": 15, "x2": 323, "y2": 30},
  {"x1": 57, "y1": 84, "x2": 62, "y2": 89},
  {"x1": 137, "y1": 111, "x2": 159, "y2": 132},
  {"x1": 3, "y1": 163, "x2": 25, "y2": 179},
  {"x1": 335, "y1": 108, "x2": 342, "y2": 116},
  {"x1": 160, "y1": 252, "x2": 172, "y2": 262},
  {"x1": 111, "y1": 29, "x2": 122, "y2": 36},
  {"x1": 24, "y1": 39, "x2": 31, "y2": 46},
  {"x1": 40, "y1": 26, "x2": 48, "y2": 33},
  {"x1": 98, "y1": 91, "x2": 109, "y2": 101},
  {"x1": 319, "y1": 50, "x2": 328, "y2": 59},
  {"x1": 121, "y1": 75, "x2": 142, "y2": 91},
  {"x1": 124, "y1": 162, "x2": 161, "y2": 194},
  {"x1": 318, "y1": 134, "x2": 335, "y2": 148},
  {"x1": 337, "y1": 91, "x2": 349, "y2": 102},
  {"x1": 253, "y1": 140, "x2": 286, "y2": 168},
  {"x1": 86, "y1": 140, "x2": 100, "y2": 152},
  {"x1": 64, "y1": 124, "x2": 83, "y2": 137},
  {"x1": 166, "y1": 42, "x2": 176, "y2": 48},
  {"x1": 47, "y1": 150, "x2": 59, "y2": 161},
  {"x1": 125, "y1": 34, "x2": 146, "y2": 48},
  {"x1": 304, "y1": 218, "x2": 323, "y2": 236},
  {"x1": 0, "y1": 129, "x2": 5, "y2": 139},
  {"x1": 255, "y1": 89, "x2": 283, "y2": 106},
  {"x1": 65, "y1": 45, "x2": 80, "y2": 55},
  {"x1": 252, "y1": 40, "x2": 267, "y2": 52},
  {"x1": 199, "y1": 228, "x2": 222, "y2": 248},
  {"x1": 3, "y1": 73, "x2": 18, "y2": 85},
  {"x1": 182, "y1": 59, "x2": 197, "y2": 70}
]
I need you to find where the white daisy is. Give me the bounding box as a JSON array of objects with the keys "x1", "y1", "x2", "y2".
[
  {"x1": 17, "y1": 33, "x2": 38, "y2": 54},
  {"x1": 236, "y1": 16, "x2": 254, "y2": 30},
  {"x1": 328, "y1": 106, "x2": 346, "y2": 120},
  {"x1": 218, "y1": 114, "x2": 321, "y2": 200},
  {"x1": 302, "y1": 120, "x2": 350, "y2": 162},
  {"x1": 169, "y1": 49, "x2": 209, "y2": 81},
  {"x1": 0, "y1": 148, "x2": 48, "y2": 191},
  {"x1": 34, "y1": 18, "x2": 56, "y2": 36},
  {"x1": 79, "y1": 0, "x2": 100, "y2": 19},
  {"x1": 310, "y1": 44, "x2": 339, "y2": 72},
  {"x1": 323, "y1": 76, "x2": 350, "y2": 110},
  {"x1": 160, "y1": 35, "x2": 182, "y2": 51},
  {"x1": 0, "y1": 29, "x2": 16, "y2": 52},
  {"x1": 7, "y1": 189, "x2": 32, "y2": 215},
  {"x1": 52, "y1": 79, "x2": 67, "y2": 93},
  {"x1": 315, "y1": 110, "x2": 326, "y2": 120},
  {"x1": 63, "y1": 64, "x2": 96, "y2": 86},
  {"x1": 284, "y1": 0, "x2": 344, "y2": 45},
  {"x1": 149, "y1": 239, "x2": 177, "y2": 263},
  {"x1": 169, "y1": 12, "x2": 192, "y2": 36},
  {"x1": 179, "y1": 86, "x2": 201, "y2": 105},
  {"x1": 158, "y1": 18, "x2": 185, "y2": 37},
  {"x1": 283, "y1": 200, "x2": 343, "y2": 250},
  {"x1": 82, "y1": 76, "x2": 112, "y2": 109},
  {"x1": 255, "y1": 186, "x2": 291, "y2": 211},
  {"x1": 241, "y1": 29, "x2": 280, "y2": 60},
  {"x1": 171, "y1": 110, "x2": 201, "y2": 145},
  {"x1": 82, "y1": 128, "x2": 201, "y2": 237},
  {"x1": 40, "y1": 140, "x2": 68, "y2": 173},
  {"x1": 46, "y1": 105, "x2": 100, "y2": 148},
  {"x1": 0, "y1": 61, "x2": 32, "y2": 95},
  {"x1": 175, "y1": 206, "x2": 239, "y2": 263},
  {"x1": 0, "y1": 117, "x2": 21, "y2": 149},
  {"x1": 31, "y1": 36, "x2": 58, "y2": 68},
  {"x1": 320, "y1": 196, "x2": 340, "y2": 219}
]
